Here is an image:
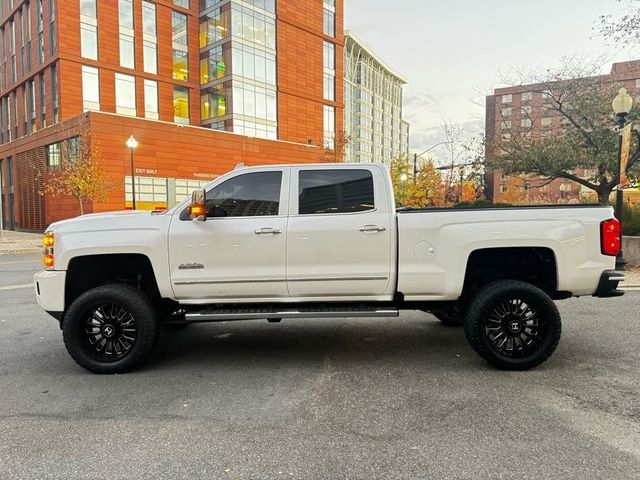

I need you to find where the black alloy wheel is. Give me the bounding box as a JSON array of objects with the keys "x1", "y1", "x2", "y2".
[
  {"x1": 63, "y1": 284, "x2": 159, "y2": 374},
  {"x1": 464, "y1": 280, "x2": 561, "y2": 370},
  {"x1": 82, "y1": 303, "x2": 138, "y2": 362}
]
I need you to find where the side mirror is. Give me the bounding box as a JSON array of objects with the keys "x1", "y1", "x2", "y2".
[{"x1": 189, "y1": 189, "x2": 207, "y2": 222}]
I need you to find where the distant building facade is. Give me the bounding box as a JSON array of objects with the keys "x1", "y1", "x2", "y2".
[
  {"x1": 344, "y1": 31, "x2": 409, "y2": 164},
  {"x1": 485, "y1": 60, "x2": 640, "y2": 204}
]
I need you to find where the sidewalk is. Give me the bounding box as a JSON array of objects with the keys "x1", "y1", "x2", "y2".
[
  {"x1": 0, "y1": 230, "x2": 43, "y2": 255},
  {"x1": 622, "y1": 265, "x2": 640, "y2": 288}
]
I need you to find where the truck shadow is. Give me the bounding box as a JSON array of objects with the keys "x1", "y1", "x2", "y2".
[{"x1": 151, "y1": 316, "x2": 476, "y2": 371}]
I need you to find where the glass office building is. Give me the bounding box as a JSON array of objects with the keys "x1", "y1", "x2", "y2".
[{"x1": 199, "y1": 0, "x2": 278, "y2": 139}]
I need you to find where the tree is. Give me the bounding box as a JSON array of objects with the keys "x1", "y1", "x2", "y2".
[
  {"x1": 46, "y1": 129, "x2": 114, "y2": 215},
  {"x1": 488, "y1": 59, "x2": 640, "y2": 205},
  {"x1": 389, "y1": 156, "x2": 413, "y2": 207},
  {"x1": 405, "y1": 159, "x2": 447, "y2": 208},
  {"x1": 598, "y1": 1, "x2": 640, "y2": 46},
  {"x1": 319, "y1": 131, "x2": 352, "y2": 163}
]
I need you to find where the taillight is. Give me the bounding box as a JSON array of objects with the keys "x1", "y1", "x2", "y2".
[
  {"x1": 43, "y1": 232, "x2": 55, "y2": 269},
  {"x1": 601, "y1": 219, "x2": 620, "y2": 256}
]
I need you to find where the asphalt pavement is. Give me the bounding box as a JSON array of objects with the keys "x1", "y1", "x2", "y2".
[{"x1": 1, "y1": 253, "x2": 639, "y2": 479}]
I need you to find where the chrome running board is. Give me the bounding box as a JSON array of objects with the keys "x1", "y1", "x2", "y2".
[{"x1": 185, "y1": 306, "x2": 399, "y2": 323}]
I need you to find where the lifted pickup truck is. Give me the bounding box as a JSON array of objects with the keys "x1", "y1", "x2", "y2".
[{"x1": 35, "y1": 163, "x2": 624, "y2": 373}]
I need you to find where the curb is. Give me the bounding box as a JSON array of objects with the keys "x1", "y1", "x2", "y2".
[{"x1": 0, "y1": 248, "x2": 42, "y2": 255}]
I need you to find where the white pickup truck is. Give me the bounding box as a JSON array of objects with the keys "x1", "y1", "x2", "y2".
[{"x1": 34, "y1": 163, "x2": 624, "y2": 373}]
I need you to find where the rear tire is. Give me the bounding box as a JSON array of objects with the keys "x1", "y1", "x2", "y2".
[
  {"x1": 62, "y1": 284, "x2": 159, "y2": 374},
  {"x1": 463, "y1": 280, "x2": 561, "y2": 370}
]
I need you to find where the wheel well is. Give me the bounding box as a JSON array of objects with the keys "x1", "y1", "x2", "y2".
[
  {"x1": 462, "y1": 247, "x2": 558, "y2": 300},
  {"x1": 65, "y1": 254, "x2": 161, "y2": 310}
]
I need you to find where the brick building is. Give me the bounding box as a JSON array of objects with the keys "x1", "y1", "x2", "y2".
[
  {"x1": 0, "y1": 0, "x2": 344, "y2": 231},
  {"x1": 485, "y1": 60, "x2": 640, "y2": 205}
]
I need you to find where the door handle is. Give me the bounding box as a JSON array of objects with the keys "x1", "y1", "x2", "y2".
[
  {"x1": 358, "y1": 225, "x2": 386, "y2": 233},
  {"x1": 255, "y1": 227, "x2": 282, "y2": 235}
]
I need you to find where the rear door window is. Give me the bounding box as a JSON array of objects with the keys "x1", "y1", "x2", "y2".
[{"x1": 298, "y1": 169, "x2": 374, "y2": 215}]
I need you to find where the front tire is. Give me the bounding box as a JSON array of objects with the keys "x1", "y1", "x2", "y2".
[
  {"x1": 463, "y1": 280, "x2": 561, "y2": 371},
  {"x1": 62, "y1": 284, "x2": 159, "y2": 374}
]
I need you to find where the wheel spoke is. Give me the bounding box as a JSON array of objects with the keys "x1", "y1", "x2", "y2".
[
  {"x1": 83, "y1": 303, "x2": 137, "y2": 362},
  {"x1": 484, "y1": 296, "x2": 549, "y2": 359}
]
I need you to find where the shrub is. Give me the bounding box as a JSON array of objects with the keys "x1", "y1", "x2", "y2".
[{"x1": 622, "y1": 202, "x2": 640, "y2": 236}]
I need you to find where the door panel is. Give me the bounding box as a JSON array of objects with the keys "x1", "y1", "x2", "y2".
[
  {"x1": 169, "y1": 169, "x2": 289, "y2": 300},
  {"x1": 286, "y1": 168, "x2": 392, "y2": 297}
]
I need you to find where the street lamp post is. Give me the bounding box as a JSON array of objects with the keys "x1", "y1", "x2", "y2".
[
  {"x1": 126, "y1": 135, "x2": 139, "y2": 210},
  {"x1": 413, "y1": 141, "x2": 450, "y2": 177},
  {"x1": 612, "y1": 87, "x2": 633, "y2": 270}
]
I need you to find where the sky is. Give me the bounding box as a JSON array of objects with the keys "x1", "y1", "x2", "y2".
[{"x1": 344, "y1": 0, "x2": 637, "y2": 161}]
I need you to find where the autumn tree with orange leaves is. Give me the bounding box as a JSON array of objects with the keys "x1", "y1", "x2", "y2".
[{"x1": 46, "y1": 129, "x2": 114, "y2": 215}]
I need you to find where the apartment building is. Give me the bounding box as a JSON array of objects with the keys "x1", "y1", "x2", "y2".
[{"x1": 344, "y1": 31, "x2": 409, "y2": 164}]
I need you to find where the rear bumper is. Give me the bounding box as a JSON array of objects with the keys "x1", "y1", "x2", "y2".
[
  {"x1": 34, "y1": 270, "x2": 66, "y2": 314},
  {"x1": 593, "y1": 270, "x2": 625, "y2": 298}
]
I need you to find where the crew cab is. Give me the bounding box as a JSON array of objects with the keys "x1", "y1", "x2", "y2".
[{"x1": 34, "y1": 163, "x2": 624, "y2": 373}]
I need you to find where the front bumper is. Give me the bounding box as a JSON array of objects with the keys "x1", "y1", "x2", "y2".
[
  {"x1": 34, "y1": 270, "x2": 66, "y2": 314},
  {"x1": 593, "y1": 270, "x2": 625, "y2": 298}
]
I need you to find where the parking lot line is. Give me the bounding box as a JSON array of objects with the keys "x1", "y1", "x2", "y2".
[{"x1": 0, "y1": 283, "x2": 33, "y2": 291}]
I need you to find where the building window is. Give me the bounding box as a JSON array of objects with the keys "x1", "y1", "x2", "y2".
[
  {"x1": 521, "y1": 118, "x2": 532, "y2": 128},
  {"x1": 323, "y1": 41, "x2": 335, "y2": 102},
  {"x1": 522, "y1": 105, "x2": 532, "y2": 115},
  {"x1": 501, "y1": 120, "x2": 511, "y2": 130},
  {"x1": 174, "y1": 0, "x2": 189, "y2": 7},
  {"x1": 142, "y1": 1, "x2": 157, "y2": 74},
  {"x1": 541, "y1": 117, "x2": 552, "y2": 128},
  {"x1": 115, "y1": 73, "x2": 136, "y2": 116},
  {"x1": 22, "y1": 2, "x2": 32, "y2": 74},
  {"x1": 28, "y1": 79, "x2": 35, "y2": 132},
  {"x1": 46, "y1": 142, "x2": 61, "y2": 168},
  {"x1": 323, "y1": 73, "x2": 335, "y2": 101},
  {"x1": 231, "y1": 43, "x2": 276, "y2": 85},
  {"x1": 81, "y1": 65, "x2": 100, "y2": 111},
  {"x1": 522, "y1": 92, "x2": 533, "y2": 102},
  {"x1": 38, "y1": 72, "x2": 45, "y2": 126},
  {"x1": 323, "y1": 1, "x2": 335, "y2": 37},
  {"x1": 298, "y1": 170, "x2": 375, "y2": 215},
  {"x1": 501, "y1": 94, "x2": 512, "y2": 104},
  {"x1": 501, "y1": 107, "x2": 511, "y2": 118},
  {"x1": 323, "y1": 41, "x2": 335, "y2": 71},
  {"x1": 173, "y1": 86, "x2": 189, "y2": 124},
  {"x1": 230, "y1": 81, "x2": 277, "y2": 122},
  {"x1": 125, "y1": 176, "x2": 168, "y2": 205},
  {"x1": 172, "y1": 11, "x2": 189, "y2": 81},
  {"x1": 80, "y1": 0, "x2": 98, "y2": 60},
  {"x1": 144, "y1": 79, "x2": 158, "y2": 119},
  {"x1": 80, "y1": 23, "x2": 98, "y2": 60},
  {"x1": 51, "y1": 62, "x2": 58, "y2": 123},
  {"x1": 200, "y1": 45, "x2": 229, "y2": 84},
  {"x1": 230, "y1": 4, "x2": 276, "y2": 49},
  {"x1": 323, "y1": 105, "x2": 335, "y2": 149},
  {"x1": 9, "y1": 19, "x2": 16, "y2": 82},
  {"x1": 36, "y1": 0, "x2": 43, "y2": 63},
  {"x1": 199, "y1": 5, "x2": 230, "y2": 47},
  {"x1": 119, "y1": 0, "x2": 135, "y2": 69},
  {"x1": 67, "y1": 136, "x2": 80, "y2": 162}
]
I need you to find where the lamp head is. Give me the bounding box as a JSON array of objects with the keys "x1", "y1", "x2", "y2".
[
  {"x1": 126, "y1": 135, "x2": 138, "y2": 150},
  {"x1": 612, "y1": 87, "x2": 633, "y2": 117}
]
